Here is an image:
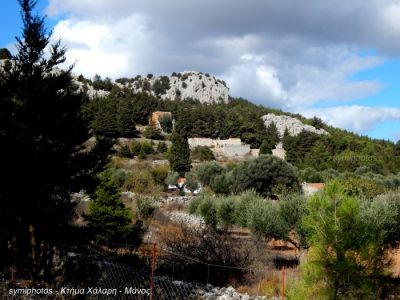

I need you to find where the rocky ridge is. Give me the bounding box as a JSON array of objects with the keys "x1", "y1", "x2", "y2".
[
  {"x1": 117, "y1": 71, "x2": 229, "y2": 104},
  {"x1": 262, "y1": 113, "x2": 328, "y2": 137}
]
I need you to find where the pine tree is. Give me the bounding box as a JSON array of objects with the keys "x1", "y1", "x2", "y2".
[
  {"x1": 259, "y1": 139, "x2": 274, "y2": 155},
  {"x1": 265, "y1": 121, "x2": 280, "y2": 147},
  {"x1": 168, "y1": 112, "x2": 192, "y2": 176},
  {"x1": 0, "y1": 0, "x2": 89, "y2": 278},
  {"x1": 0, "y1": 48, "x2": 11, "y2": 59},
  {"x1": 88, "y1": 170, "x2": 132, "y2": 243}
]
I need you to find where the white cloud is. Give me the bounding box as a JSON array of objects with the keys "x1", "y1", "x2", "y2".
[
  {"x1": 44, "y1": 0, "x2": 400, "y2": 139},
  {"x1": 47, "y1": 0, "x2": 391, "y2": 106},
  {"x1": 299, "y1": 106, "x2": 400, "y2": 133},
  {"x1": 51, "y1": 14, "x2": 158, "y2": 78}
]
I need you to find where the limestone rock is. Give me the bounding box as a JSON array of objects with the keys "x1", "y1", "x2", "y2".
[
  {"x1": 262, "y1": 113, "x2": 328, "y2": 137},
  {"x1": 121, "y1": 71, "x2": 229, "y2": 104}
]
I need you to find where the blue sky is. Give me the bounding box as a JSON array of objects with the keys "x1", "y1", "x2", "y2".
[{"x1": 2, "y1": 0, "x2": 400, "y2": 142}]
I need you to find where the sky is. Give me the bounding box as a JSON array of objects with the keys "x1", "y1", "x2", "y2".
[{"x1": 1, "y1": 0, "x2": 400, "y2": 142}]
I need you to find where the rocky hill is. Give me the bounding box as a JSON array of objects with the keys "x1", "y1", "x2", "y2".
[
  {"x1": 262, "y1": 113, "x2": 328, "y2": 137},
  {"x1": 115, "y1": 71, "x2": 229, "y2": 104}
]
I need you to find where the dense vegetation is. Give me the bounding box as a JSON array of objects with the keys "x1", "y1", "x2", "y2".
[
  {"x1": 82, "y1": 80, "x2": 400, "y2": 175},
  {"x1": 2, "y1": 2, "x2": 400, "y2": 298},
  {"x1": 0, "y1": 0, "x2": 96, "y2": 279},
  {"x1": 190, "y1": 183, "x2": 400, "y2": 299}
]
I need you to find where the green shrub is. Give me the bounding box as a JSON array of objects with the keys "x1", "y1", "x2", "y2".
[
  {"x1": 193, "y1": 161, "x2": 224, "y2": 186},
  {"x1": 338, "y1": 176, "x2": 385, "y2": 199},
  {"x1": 88, "y1": 170, "x2": 133, "y2": 243},
  {"x1": 135, "y1": 195, "x2": 156, "y2": 219},
  {"x1": 150, "y1": 165, "x2": 170, "y2": 186},
  {"x1": 191, "y1": 146, "x2": 215, "y2": 162},
  {"x1": 130, "y1": 140, "x2": 142, "y2": 156},
  {"x1": 141, "y1": 140, "x2": 154, "y2": 155},
  {"x1": 217, "y1": 199, "x2": 236, "y2": 228},
  {"x1": 124, "y1": 168, "x2": 161, "y2": 195},
  {"x1": 157, "y1": 141, "x2": 168, "y2": 153},
  {"x1": 299, "y1": 167, "x2": 323, "y2": 183},
  {"x1": 198, "y1": 198, "x2": 217, "y2": 228},
  {"x1": 159, "y1": 115, "x2": 173, "y2": 133},
  {"x1": 118, "y1": 144, "x2": 133, "y2": 158},
  {"x1": 143, "y1": 127, "x2": 164, "y2": 140},
  {"x1": 295, "y1": 181, "x2": 400, "y2": 299},
  {"x1": 152, "y1": 76, "x2": 170, "y2": 96},
  {"x1": 210, "y1": 172, "x2": 232, "y2": 195},
  {"x1": 231, "y1": 155, "x2": 301, "y2": 197},
  {"x1": 185, "y1": 172, "x2": 200, "y2": 193}
]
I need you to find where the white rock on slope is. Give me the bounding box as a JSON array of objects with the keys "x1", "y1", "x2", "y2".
[
  {"x1": 124, "y1": 71, "x2": 229, "y2": 104},
  {"x1": 262, "y1": 113, "x2": 328, "y2": 137}
]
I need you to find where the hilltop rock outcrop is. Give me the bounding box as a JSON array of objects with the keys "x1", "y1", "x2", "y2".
[
  {"x1": 262, "y1": 113, "x2": 328, "y2": 137},
  {"x1": 118, "y1": 71, "x2": 229, "y2": 104}
]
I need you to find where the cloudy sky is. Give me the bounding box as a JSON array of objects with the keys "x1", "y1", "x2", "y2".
[{"x1": 2, "y1": 0, "x2": 400, "y2": 141}]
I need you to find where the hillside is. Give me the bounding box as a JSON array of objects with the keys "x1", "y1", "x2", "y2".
[
  {"x1": 1, "y1": 53, "x2": 399, "y2": 174},
  {"x1": 74, "y1": 71, "x2": 400, "y2": 176},
  {"x1": 74, "y1": 71, "x2": 229, "y2": 104}
]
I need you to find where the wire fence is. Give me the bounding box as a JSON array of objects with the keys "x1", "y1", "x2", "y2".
[{"x1": 0, "y1": 242, "x2": 295, "y2": 299}]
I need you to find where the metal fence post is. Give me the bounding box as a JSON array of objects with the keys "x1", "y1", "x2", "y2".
[
  {"x1": 150, "y1": 243, "x2": 156, "y2": 300},
  {"x1": 281, "y1": 266, "x2": 285, "y2": 300},
  {"x1": 206, "y1": 264, "x2": 210, "y2": 285}
]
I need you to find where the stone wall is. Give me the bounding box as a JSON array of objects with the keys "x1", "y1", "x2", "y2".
[{"x1": 218, "y1": 144, "x2": 251, "y2": 157}]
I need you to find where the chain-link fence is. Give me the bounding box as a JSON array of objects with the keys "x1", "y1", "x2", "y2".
[{"x1": 0, "y1": 243, "x2": 293, "y2": 299}]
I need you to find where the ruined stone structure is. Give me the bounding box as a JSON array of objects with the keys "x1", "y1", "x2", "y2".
[
  {"x1": 188, "y1": 138, "x2": 251, "y2": 157},
  {"x1": 272, "y1": 142, "x2": 286, "y2": 160},
  {"x1": 149, "y1": 111, "x2": 173, "y2": 130}
]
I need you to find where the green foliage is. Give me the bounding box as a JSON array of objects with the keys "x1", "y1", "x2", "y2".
[
  {"x1": 165, "y1": 171, "x2": 180, "y2": 187},
  {"x1": 198, "y1": 197, "x2": 218, "y2": 228},
  {"x1": 284, "y1": 130, "x2": 320, "y2": 166},
  {"x1": 168, "y1": 117, "x2": 191, "y2": 176},
  {"x1": 0, "y1": 48, "x2": 11, "y2": 59},
  {"x1": 124, "y1": 167, "x2": 162, "y2": 195},
  {"x1": 118, "y1": 144, "x2": 133, "y2": 158},
  {"x1": 135, "y1": 195, "x2": 156, "y2": 219},
  {"x1": 83, "y1": 86, "x2": 400, "y2": 175},
  {"x1": 259, "y1": 139, "x2": 274, "y2": 155},
  {"x1": 210, "y1": 172, "x2": 233, "y2": 195},
  {"x1": 88, "y1": 170, "x2": 132, "y2": 243},
  {"x1": 0, "y1": 0, "x2": 99, "y2": 275},
  {"x1": 193, "y1": 161, "x2": 224, "y2": 186},
  {"x1": 299, "y1": 167, "x2": 323, "y2": 183},
  {"x1": 191, "y1": 145, "x2": 215, "y2": 162},
  {"x1": 231, "y1": 155, "x2": 301, "y2": 197},
  {"x1": 143, "y1": 126, "x2": 164, "y2": 140},
  {"x1": 159, "y1": 114, "x2": 173, "y2": 133},
  {"x1": 149, "y1": 164, "x2": 170, "y2": 186},
  {"x1": 141, "y1": 140, "x2": 154, "y2": 155},
  {"x1": 338, "y1": 176, "x2": 385, "y2": 198},
  {"x1": 184, "y1": 172, "x2": 200, "y2": 192},
  {"x1": 309, "y1": 116, "x2": 325, "y2": 129},
  {"x1": 264, "y1": 121, "x2": 279, "y2": 146},
  {"x1": 156, "y1": 141, "x2": 168, "y2": 153},
  {"x1": 130, "y1": 140, "x2": 142, "y2": 156},
  {"x1": 190, "y1": 191, "x2": 307, "y2": 247},
  {"x1": 92, "y1": 74, "x2": 114, "y2": 91},
  {"x1": 295, "y1": 181, "x2": 400, "y2": 299},
  {"x1": 152, "y1": 76, "x2": 170, "y2": 96},
  {"x1": 88, "y1": 96, "x2": 136, "y2": 138}
]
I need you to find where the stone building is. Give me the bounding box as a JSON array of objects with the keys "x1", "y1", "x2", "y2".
[
  {"x1": 188, "y1": 138, "x2": 214, "y2": 148},
  {"x1": 272, "y1": 142, "x2": 286, "y2": 159},
  {"x1": 188, "y1": 138, "x2": 251, "y2": 157},
  {"x1": 149, "y1": 111, "x2": 172, "y2": 130}
]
